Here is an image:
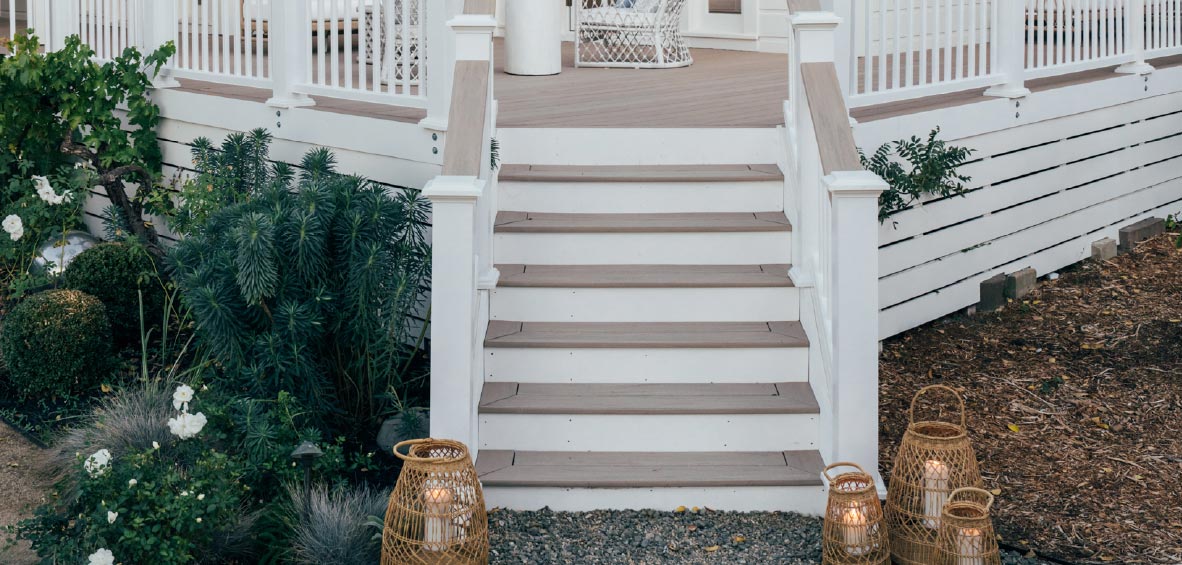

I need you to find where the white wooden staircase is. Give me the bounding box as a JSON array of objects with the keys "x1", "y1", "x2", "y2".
[{"x1": 471, "y1": 162, "x2": 827, "y2": 512}]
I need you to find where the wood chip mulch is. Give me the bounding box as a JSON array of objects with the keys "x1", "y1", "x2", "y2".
[{"x1": 880, "y1": 234, "x2": 1182, "y2": 565}]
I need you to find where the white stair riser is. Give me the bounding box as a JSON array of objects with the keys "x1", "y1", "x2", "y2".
[
  {"x1": 484, "y1": 485, "x2": 827, "y2": 513},
  {"x1": 499, "y1": 180, "x2": 784, "y2": 214},
  {"x1": 485, "y1": 347, "x2": 809, "y2": 383},
  {"x1": 491, "y1": 287, "x2": 800, "y2": 322},
  {"x1": 494, "y1": 232, "x2": 792, "y2": 265},
  {"x1": 479, "y1": 413, "x2": 818, "y2": 452},
  {"x1": 498, "y1": 128, "x2": 782, "y2": 166}
]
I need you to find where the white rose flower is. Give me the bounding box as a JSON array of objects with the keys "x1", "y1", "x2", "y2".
[
  {"x1": 152, "y1": 441, "x2": 160, "y2": 450},
  {"x1": 172, "y1": 384, "x2": 195, "y2": 411},
  {"x1": 2, "y1": 214, "x2": 23, "y2": 242},
  {"x1": 84, "y1": 449, "x2": 112, "y2": 477},
  {"x1": 32, "y1": 175, "x2": 65, "y2": 205},
  {"x1": 88, "y1": 548, "x2": 115, "y2": 565},
  {"x1": 128, "y1": 479, "x2": 138, "y2": 487},
  {"x1": 197, "y1": 493, "x2": 205, "y2": 501},
  {"x1": 196, "y1": 517, "x2": 202, "y2": 524},
  {"x1": 180, "y1": 490, "x2": 189, "y2": 497},
  {"x1": 107, "y1": 511, "x2": 118, "y2": 524}
]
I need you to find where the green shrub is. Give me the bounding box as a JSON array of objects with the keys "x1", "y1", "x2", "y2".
[
  {"x1": 169, "y1": 139, "x2": 431, "y2": 443},
  {"x1": 860, "y1": 127, "x2": 975, "y2": 224},
  {"x1": 63, "y1": 242, "x2": 163, "y2": 347},
  {"x1": 0, "y1": 289, "x2": 112, "y2": 401}
]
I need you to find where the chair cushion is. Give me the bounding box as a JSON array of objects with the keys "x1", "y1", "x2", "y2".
[{"x1": 580, "y1": 6, "x2": 660, "y2": 28}]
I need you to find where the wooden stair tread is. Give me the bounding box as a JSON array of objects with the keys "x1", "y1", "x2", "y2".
[
  {"x1": 498, "y1": 164, "x2": 783, "y2": 183},
  {"x1": 496, "y1": 264, "x2": 794, "y2": 288},
  {"x1": 484, "y1": 321, "x2": 808, "y2": 348},
  {"x1": 479, "y1": 382, "x2": 818, "y2": 415},
  {"x1": 494, "y1": 211, "x2": 792, "y2": 233},
  {"x1": 476, "y1": 450, "x2": 824, "y2": 488}
]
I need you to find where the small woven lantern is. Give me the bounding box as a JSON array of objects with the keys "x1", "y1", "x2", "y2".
[
  {"x1": 381, "y1": 439, "x2": 489, "y2": 565},
  {"x1": 886, "y1": 385, "x2": 984, "y2": 565},
  {"x1": 936, "y1": 488, "x2": 1001, "y2": 565},
  {"x1": 821, "y1": 462, "x2": 890, "y2": 565}
]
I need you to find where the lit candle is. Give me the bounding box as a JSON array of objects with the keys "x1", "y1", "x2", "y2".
[
  {"x1": 922, "y1": 459, "x2": 951, "y2": 529},
  {"x1": 840, "y1": 504, "x2": 871, "y2": 556},
  {"x1": 955, "y1": 527, "x2": 986, "y2": 565},
  {"x1": 423, "y1": 485, "x2": 455, "y2": 551}
]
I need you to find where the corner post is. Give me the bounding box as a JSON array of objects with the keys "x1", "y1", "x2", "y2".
[
  {"x1": 985, "y1": 0, "x2": 1031, "y2": 98},
  {"x1": 1117, "y1": 0, "x2": 1155, "y2": 75},
  {"x1": 425, "y1": 176, "x2": 483, "y2": 453},
  {"x1": 266, "y1": 0, "x2": 315, "y2": 108},
  {"x1": 420, "y1": 0, "x2": 462, "y2": 132},
  {"x1": 825, "y1": 170, "x2": 888, "y2": 492},
  {"x1": 141, "y1": 0, "x2": 180, "y2": 88}
]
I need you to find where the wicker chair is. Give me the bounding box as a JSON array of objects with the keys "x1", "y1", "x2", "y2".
[
  {"x1": 363, "y1": 0, "x2": 421, "y2": 85},
  {"x1": 576, "y1": 0, "x2": 692, "y2": 69}
]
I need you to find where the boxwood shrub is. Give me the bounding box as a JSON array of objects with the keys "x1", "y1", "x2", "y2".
[
  {"x1": 0, "y1": 289, "x2": 112, "y2": 401},
  {"x1": 63, "y1": 243, "x2": 162, "y2": 347}
]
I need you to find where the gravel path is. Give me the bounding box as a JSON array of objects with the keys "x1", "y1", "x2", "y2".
[
  {"x1": 0, "y1": 423, "x2": 46, "y2": 565},
  {"x1": 489, "y1": 508, "x2": 1057, "y2": 564}
]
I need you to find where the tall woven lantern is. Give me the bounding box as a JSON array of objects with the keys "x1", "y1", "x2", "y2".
[
  {"x1": 821, "y1": 462, "x2": 890, "y2": 565},
  {"x1": 886, "y1": 385, "x2": 984, "y2": 565},
  {"x1": 936, "y1": 488, "x2": 1001, "y2": 565},
  {"x1": 381, "y1": 439, "x2": 489, "y2": 565}
]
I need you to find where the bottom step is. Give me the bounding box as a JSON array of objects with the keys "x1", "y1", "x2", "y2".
[{"x1": 476, "y1": 450, "x2": 826, "y2": 512}]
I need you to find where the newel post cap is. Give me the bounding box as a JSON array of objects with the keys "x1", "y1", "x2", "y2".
[
  {"x1": 789, "y1": 11, "x2": 842, "y2": 30},
  {"x1": 423, "y1": 176, "x2": 485, "y2": 202},
  {"x1": 824, "y1": 170, "x2": 889, "y2": 198}
]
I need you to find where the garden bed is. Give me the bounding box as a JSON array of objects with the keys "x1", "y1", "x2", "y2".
[{"x1": 880, "y1": 233, "x2": 1182, "y2": 564}]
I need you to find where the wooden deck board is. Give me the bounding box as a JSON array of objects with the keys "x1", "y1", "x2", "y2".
[
  {"x1": 496, "y1": 264, "x2": 794, "y2": 288},
  {"x1": 483, "y1": 320, "x2": 810, "y2": 348},
  {"x1": 477, "y1": 449, "x2": 824, "y2": 488},
  {"x1": 479, "y1": 381, "x2": 819, "y2": 415},
  {"x1": 493, "y1": 211, "x2": 792, "y2": 233}
]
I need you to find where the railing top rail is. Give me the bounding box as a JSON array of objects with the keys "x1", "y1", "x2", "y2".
[
  {"x1": 786, "y1": 0, "x2": 821, "y2": 14},
  {"x1": 440, "y1": 0, "x2": 495, "y2": 176},
  {"x1": 801, "y1": 62, "x2": 862, "y2": 175}
]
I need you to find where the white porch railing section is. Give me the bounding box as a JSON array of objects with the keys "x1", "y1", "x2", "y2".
[
  {"x1": 836, "y1": 0, "x2": 1175, "y2": 106},
  {"x1": 78, "y1": 0, "x2": 141, "y2": 61},
  {"x1": 171, "y1": 0, "x2": 270, "y2": 87},
  {"x1": 786, "y1": 0, "x2": 889, "y2": 484}
]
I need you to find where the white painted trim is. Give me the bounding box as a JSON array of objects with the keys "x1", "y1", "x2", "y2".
[
  {"x1": 485, "y1": 347, "x2": 810, "y2": 384},
  {"x1": 490, "y1": 286, "x2": 800, "y2": 323},
  {"x1": 494, "y1": 231, "x2": 793, "y2": 265}
]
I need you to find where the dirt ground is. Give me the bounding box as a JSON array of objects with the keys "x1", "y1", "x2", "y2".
[
  {"x1": 0, "y1": 423, "x2": 46, "y2": 565},
  {"x1": 880, "y1": 234, "x2": 1182, "y2": 564}
]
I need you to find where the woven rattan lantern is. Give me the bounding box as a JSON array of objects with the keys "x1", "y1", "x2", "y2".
[
  {"x1": 886, "y1": 385, "x2": 984, "y2": 565},
  {"x1": 936, "y1": 488, "x2": 1001, "y2": 565},
  {"x1": 381, "y1": 439, "x2": 489, "y2": 565},
  {"x1": 821, "y1": 462, "x2": 890, "y2": 565}
]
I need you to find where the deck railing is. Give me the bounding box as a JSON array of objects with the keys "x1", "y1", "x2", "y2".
[
  {"x1": 836, "y1": 0, "x2": 1176, "y2": 107},
  {"x1": 18, "y1": 0, "x2": 451, "y2": 120}
]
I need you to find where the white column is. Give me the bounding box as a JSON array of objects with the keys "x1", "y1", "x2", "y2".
[
  {"x1": 825, "y1": 170, "x2": 888, "y2": 493},
  {"x1": 141, "y1": 0, "x2": 179, "y2": 88},
  {"x1": 1117, "y1": 0, "x2": 1155, "y2": 75},
  {"x1": 419, "y1": 0, "x2": 464, "y2": 131},
  {"x1": 266, "y1": 0, "x2": 314, "y2": 108},
  {"x1": 48, "y1": 0, "x2": 78, "y2": 52},
  {"x1": 425, "y1": 176, "x2": 484, "y2": 452},
  {"x1": 984, "y1": 0, "x2": 1031, "y2": 98}
]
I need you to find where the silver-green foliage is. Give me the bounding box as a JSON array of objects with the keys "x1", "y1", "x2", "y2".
[{"x1": 168, "y1": 138, "x2": 431, "y2": 440}]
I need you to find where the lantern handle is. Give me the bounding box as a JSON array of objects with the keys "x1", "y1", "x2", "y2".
[
  {"x1": 821, "y1": 461, "x2": 867, "y2": 483},
  {"x1": 949, "y1": 487, "x2": 994, "y2": 512},
  {"x1": 392, "y1": 438, "x2": 471, "y2": 464},
  {"x1": 908, "y1": 385, "x2": 967, "y2": 428}
]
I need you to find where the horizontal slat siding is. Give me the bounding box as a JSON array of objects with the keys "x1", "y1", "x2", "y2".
[{"x1": 871, "y1": 92, "x2": 1182, "y2": 337}]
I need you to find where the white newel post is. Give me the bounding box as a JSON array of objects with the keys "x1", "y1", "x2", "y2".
[
  {"x1": 420, "y1": 0, "x2": 462, "y2": 131},
  {"x1": 425, "y1": 177, "x2": 484, "y2": 452},
  {"x1": 266, "y1": 0, "x2": 314, "y2": 108},
  {"x1": 984, "y1": 0, "x2": 1031, "y2": 98},
  {"x1": 787, "y1": 11, "x2": 841, "y2": 287},
  {"x1": 825, "y1": 171, "x2": 888, "y2": 492},
  {"x1": 48, "y1": 0, "x2": 78, "y2": 52},
  {"x1": 1117, "y1": 0, "x2": 1155, "y2": 75},
  {"x1": 141, "y1": 0, "x2": 180, "y2": 88}
]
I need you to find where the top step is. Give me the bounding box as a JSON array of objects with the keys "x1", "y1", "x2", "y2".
[{"x1": 499, "y1": 164, "x2": 783, "y2": 183}]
